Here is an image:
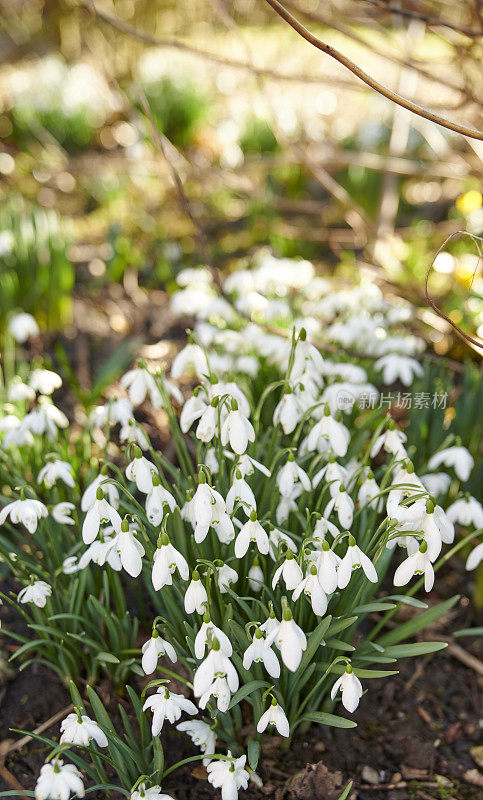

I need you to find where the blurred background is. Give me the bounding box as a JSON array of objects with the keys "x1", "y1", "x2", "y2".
[{"x1": 0, "y1": 0, "x2": 482, "y2": 362}]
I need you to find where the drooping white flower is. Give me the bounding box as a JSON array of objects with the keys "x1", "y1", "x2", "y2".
[
  {"x1": 8, "y1": 311, "x2": 39, "y2": 343},
  {"x1": 331, "y1": 665, "x2": 363, "y2": 713},
  {"x1": 77, "y1": 533, "x2": 122, "y2": 572},
  {"x1": 315, "y1": 541, "x2": 340, "y2": 594},
  {"x1": 193, "y1": 640, "x2": 239, "y2": 707},
  {"x1": 60, "y1": 712, "x2": 108, "y2": 747},
  {"x1": 152, "y1": 533, "x2": 189, "y2": 590},
  {"x1": 142, "y1": 631, "x2": 177, "y2": 674},
  {"x1": 216, "y1": 563, "x2": 238, "y2": 593},
  {"x1": 8, "y1": 378, "x2": 35, "y2": 403},
  {"x1": 324, "y1": 487, "x2": 354, "y2": 529},
  {"x1": 119, "y1": 418, "x2": 150, "y2": 450},
  {"x1": 337, "y1": 536, "x2": 378, "y2": 589},
  {"x1": 207, "y1": 752, "x2": 249, "y2": 800},
  {"x1": 243, "y1": 629, "x2": 280, "y2": 678},
  {"x1": 312, "y1": 516, "x2": 340, "y2": 543},
  {"x1": 82, "y1": 487, "x2": 122, "y2": 545},
  {"x1": 0, "y1": 497, "x2": 48, "y2": 534},
  {"x1": 265, "y1": 608, "x2": 307, "y2": 672},
  {"x1": 306, "y1": 408, "x2": 350, "y2": 457},
  {"x1": 273, "y1": 390, "x2": 302, "y2": 434},
  {"x1": 130, "y1": 783, "x2": 174, "y2": 800},
  {"x1": 248, "y1": 561, "x2": 264, "y2": 592},
  {"x1": 375, "y1": 354, "x2": 423, "y2": 386},
  {"x1": 184, "y1": 570, "x2": 208, "y2": 614},
  {"x1": 125, "y1": 451, "x2": 158, "y2": 494},
  {"x1": 121, "y1": 367, "x2": 183, "y2": 408},
  {"x1": 18, "y1": 580, "x2": 52, "y2": 608},
  {"x1": 198, "y1": 675, "x2": 232, "y2": 713},
  {"x1": 292, "y1": 564, "x2": 328, "y2": 616},
  {"x1": 257, "y1": 698, "x2": 289, "y2": 737},
  {"x1": 393, "y1": 541, "x2": 434, "y2": 592},
  {"x1": 220, "y1": 401, "x2": 255, "y2": 455},
  {"x1": 466, "y1": 542, "x2": 483, "y2": 571},
  {"x1": 268, "y1": 527, "x2": 297, "y2": 560},
  {"x1": 276, "y1": 484, "x2": 302, "y2": 525},
  {"x1": 146, "y1": 474, "x2": 177, "y2": 525},
  {"x1": 312, "y1": 459, "x2": 348, "y2": 495},
  {"x1": 29, "y1": 369, "x2": 62, "y2": 395},
  {"x1": 37, "y1": 459, "x2": 75, "y2": 489},
  {"x1": 420, "y1": 473, "x2": 451, "y2": 498},
  {"x1": 195, "y1": 616, "x2": 233, "y2": 659},
  {"x1": 143, "y1": 686, "x2": 197, "y2": 736},
  {"x1": 190, "y1": 477, "x2": 234, "y2": 544},
  {"x1": 276, "y1": 455, "x2": 311, "y2": 498},
  {"x1": 180, "y1": 390, "x2": 209, "y2": 433},
  {"x1": 81, "y1": 474, "x2": 119, "y2": 512},
  {"x1": 370, "y1": 426, "x2": 407, "y2": 460},
  {"x1": 427, "y1": 445, "x2": 474, "y2": 482},
  {"x1": 272, "y1": 551, "x2": 303, "y2": 591},
  {"x1": 35, "y1": 759, "x2": 84, "y2": 800},
  {"x1": 358, "y1": 471, "x2": 382, "y2": 511},
  {"x1": 24, "y1": 398, "x2": 68, "y2": 440},
  {"x1": 226, "y1": 469, "x2": 256, "y2": 516},
  {"x1": 176, "y1": 719, "x2": 216, "y2": 766},
  {"x1": 234, "y1": 512, "x2": 269, "y2": 558},
  {"x1": 105, "y1": 520, "x2": 145, "y2": 578},
  {"x1": 171, "y1": 343, "x2": 208, "y2": 379},
  {"x1": 62, "y1": 556, "x2": 79, "y2": 574},
  {"x1": 447, "y1": 495, "x2": 483, "y2": 528},
  {"x1": 52, "y1": 502, "x2": 75, "y2": 526}
]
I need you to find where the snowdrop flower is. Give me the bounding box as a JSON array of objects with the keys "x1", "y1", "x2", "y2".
[
  {"x1": 420, "y1": 473, "x2": 451, "y2": 498},
  {"x1": 292, "y1": 564, "x2": 328, "y2": 616},
  {"x1": 220, "y1": 400, "x2": 255, "y2": 455},
  {"x1": 229, "y1": 452, "x2": 271, "y2": 478},
  {"x1": 184, "y1": 570, "x2": 208, "y2": 614},
  {"x1": 121, "y1": 367, "x2": 182, "y2": 408},
  {"x1": 272, "y1": 550, "x2": 303, "y2": 591},
  {"x1": 248, "y1": 560, "x2": 264, "y2": 591},
  {"x1": 268, "y1": 527, "x2": 297, "y2": 560},
  {"x1": 276, "y1": 484, "x2": 302, "y2": 525},
  {"x1": 105, "y1": 519, "x2": 145, "y2": 578},
  {"x1": 312, "y1": 459, "x2": 347, "y2": 495},
  {"x1": 8, "y1": 379, "x2": 35, "y2": 402},
  {"x1": 315, "y1": 541, "x2": 340, "y2": 594},
  {"x1": 243, "y1": 628, "x2": 280, "y2": 678},
  {"x1": 291, "y1": 332, "x2": 324, "y2": 379},
  {"x1": 152, "y1": 533, "x2": 189, "y2": 590},
  {"x1": 176, "y1": 719, "x2": 216, "y2": 765},
  {"x1": 193, "y1": 639, "x2": 239, "y2": 705},
  {"x1": 119, "y1": 418, "x2": 150, "y2": 450},
  {"x1": 420, "y1": 500, "x2": 454, "y2": 559},
  {"x1": 226, "y1": 469, "x2": 256, "y2": 515},
  {"x1": 207, "y1": 752, "x2": 249, "y2": 800},
  {"x1": 235, "y1": 512, "x2": 269, "y2": 558},
  {"x1": 198, "y1": 675, "x2": 232, "y2": 712},
  {"x1": 171, "y1": 343, "x2": 208, "y2": 379},
  {"x1": 370, "y1": 425, "x2": 407, "y2": 460},
  {"x1": 143, "y1": 686, "x2": 197, "y2": 736},
  {"x1": 60, "y1": 711, "x2": 108, "y2": 747},
  {"x1": 37, "y1": 459, "x2": 74, "y2": 489},
  {"x1": 277, "y1": 454, "x2": 311, "y2": 497},
  {"x1": 394, "y1": 541, "x2": 434, "y2": 592},
  {"x1": 82, "y1": 487, "x2": 122, "y2": 545},
  {"x1": 331, "y1": 665, "x2": 363, "y2": 713},
  {"x1": 257, "y1": 698, "x2": 289, "y2": 737},
  {"x1": 375, "y1": 354, "x2": 423, "y2": 386},
  {"x1": 130, "y1": 784, "x2": 174, "y2": 800},
  {"x1": 142, "y1": 630, "x2": 177, "y2": 674},
  {"x1": 190, "y1": 476, "x2": 234, "y2": 544},
  {"x1": 447, "y1": 495, "x2": 483, "y2": 528},
  {"x1": 29, "y1": 369, "x2": 62, "y2": 395},
  {"x1": 61, "y1": 556, "x2": 79, "y2": 574},
  {"x1": 81, "y1": 473, "x2": 119, "y2": 512},
  {"x1": 337, "y1": 536, "x2": 378, "y2": 589},
  {"x1": 52, "y1": 502, "x2": 75, "y2": 526},
  {"x1": 125, "y1": 450, "x2": 158, "y2": 494},
  {"x1": 259, "y1": 610, "x2": 281, "y2": 640},
  {"x1": 77, "y1": 533, "x2": 122, "y2": 571},
  {"x1": 146, "y1": 474, "x2": 176, "y2": 524},
  {"x1": 313, "y1": 516, "x2": 340, "y2": 543},
  {"x1": 195, "y1": 615, "x2": 233, "y2": 659},
  {"x1": 427, "y1": 445, "x2": 474, "y2": 482},
  {"x1": 196, "y1": 402, "x2": 219, "y2": 443},
  {"x1": 466, "y1": 542, "x2": 483, "y2": 571},
  {"x1": 266, "y1": 607, "x2": 307, "y2": 672},
  {"x1": 8, "y1": 311, "x2": 39, "y2": 343},
  {"x1": 324, "y1": 487, "x2": 354, "y2": 528},
  {"x1": 215, "y1": 563, "x2": 238, "y2": 593},
  {"x1": 18, "y1": 580, "x2": 52, "y2": 608},
  {"x1": 273, "y1": 390, "x2": 302, "y2": 434},
  {"x1": 35, "y1": 759, "x2": 84, "y2": 800},
  {"x1": 358, "y1": 471, "x2": 381, "y2": 511},
  {"x1": 24, "y1": 399, "x2": 68, "y2": 440},
  {"x1": 0, "y1": 497, "x2": 48, "y2": 534},
  {"x1": 306, "y1": 408, "x2": 350, "y2": 457},
  {"x1": 180, "y1": 390, "x2": 209, "y2": 433}
]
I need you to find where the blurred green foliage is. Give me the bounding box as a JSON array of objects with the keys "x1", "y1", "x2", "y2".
[
  {"x1": 139, "y1": 76, "x2": 210, "y2": 148},
  {"x1": 7, "y1": 105, "x2": 97, "y2": 153},
  {"x1": 240, "y1": 115, "x2": 279, "y2": 155}
]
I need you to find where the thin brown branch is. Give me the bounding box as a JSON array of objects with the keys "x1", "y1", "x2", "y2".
[
  {"x1": 424, "y1": 231, "x2": 483, "y2": 351},
  {"x1": 263, "y1": 0, "x2": 483, "y2": 139},
  {"x1": 363, "y1": 0, "x2": 483, "y2": 39}
]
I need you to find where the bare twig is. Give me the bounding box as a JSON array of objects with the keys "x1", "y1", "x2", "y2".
[
  {"x1": 425, "y1": 231, "x2": 483, "y2": 351},
  {"x1": 363, "y1": 0, "x2": 483, "y2": 39},
  {"x1": 1, "y1": 703, "x2": 74, "y2": 756},
  {"x1": 263, "y1": 0, "x2": 483, "y2": 139},
  {"x1": 445, "y1": 641, "x2": 483, "y2": 675}
]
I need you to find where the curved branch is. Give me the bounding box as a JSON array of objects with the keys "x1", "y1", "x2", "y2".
[{"x1": 263, "y1": 0, "x2": 483, "y2": 140}]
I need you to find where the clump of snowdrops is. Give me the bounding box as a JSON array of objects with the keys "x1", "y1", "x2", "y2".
[{"x1": 0, "y1": 268, "x2": 482, "y2": 800}]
